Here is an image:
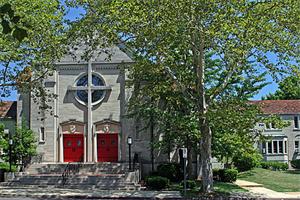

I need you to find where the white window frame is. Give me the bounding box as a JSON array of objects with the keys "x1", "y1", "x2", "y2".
[
  {"x1": 265, "y1": 139, "x2": 286, "y2": 155},
  {"x1": 265, "y1": 122, "x2": 277, "y2": 130},
  {"x1": 39, "y1": 127, "x2": 45, "y2": 143}
]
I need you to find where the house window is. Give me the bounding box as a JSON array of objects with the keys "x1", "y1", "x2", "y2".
[
  {"x1": 273, "y1": 141, "x2": 278, "y2": 153},
  {"x1": 265, "y1": 123, "x2": 276, "y2": 130},
  {"x1": 262, "y1": 142, "x2": 266, "y2": 154},
  {"x1": 267, "y1": 142, "x2": 272, "y2": 154},
  {"x1": 39, "y1": 127, "x2": 45, "y2": 142},
  {"x1": 278, "y1": 141, "x2": 283, "y2": 154},
  {"x1": 284, "y1": 140, "x2": 287, "y2": 154},
  {"x1": 294, "y1": 116, "x2": 299, "y2": 129},
  {"x1": 295, "y1": 141, "x2": 299, "y2": 150}
]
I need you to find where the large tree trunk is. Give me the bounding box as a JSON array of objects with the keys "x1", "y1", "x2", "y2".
[
  {"x1": 192, "y1": 28, "x2": 213, "y2": 193},
  {"x1": 200, "y1": 118, "x2": 213, "y2": 192}
]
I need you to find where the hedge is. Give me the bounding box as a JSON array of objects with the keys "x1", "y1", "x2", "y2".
[
  {"x1": 146, "y1": 176, "x2": 169, "y2": 190},
  {"x1": 291, "y1": 159, "x2": 300, "y2": 169},
  {"x1": 260, "y1": 161, "x2": 288, "y2": 171}
]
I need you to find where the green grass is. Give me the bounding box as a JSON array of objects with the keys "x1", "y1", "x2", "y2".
[
  {"x1": 214, "y1": 182, "x2": 247, "y2": 194},
  {"x1": 169, "y1": 181, "x2": 247, "y2": 198},
  {"x1": 238, "y1": 168, "x2": 300, "y2": 192}
]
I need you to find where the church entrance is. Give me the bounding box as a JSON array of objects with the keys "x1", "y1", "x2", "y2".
[
  {"x1": 97, "y1": 134, "x2": 118, "y2": 162},
  {"x1": 63, "y1": 134, "x2": 84, "y2": 162}
]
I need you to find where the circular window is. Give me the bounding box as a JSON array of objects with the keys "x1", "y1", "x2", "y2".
[{"x1": 75, "y1": 73, "x2": 106, "y2": 105}]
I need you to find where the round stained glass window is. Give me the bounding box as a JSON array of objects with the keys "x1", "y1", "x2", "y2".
[{"x1": 75, "y1": 73, "x2": 106, "y2": 105}]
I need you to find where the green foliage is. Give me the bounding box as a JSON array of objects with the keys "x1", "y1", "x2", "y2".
[
  {"x1": 291, "y1": 159, "x2": 300, "y2": 169},
  {"x1": 0, "y1": 162, "x2": 17, "y2": 172},
  {"x1": 0, "y1": 123, "x2": 37, "y2": 170},
  {"x1": 263, "y1": 68, "x2": 300, "y2": 100},
  {"x1": 219, "y1": 169, "x2": 238, "y2": 183},
  {"x1": 0, "y1": 0, "x2": 66, "y2": 108},
  {"x1": 260, "y1": 162, "x2": 288, "y2": 171},
  {"x1": 180, "y1": 180, "x2": 197, "y2": 189},
  {"x1": 0, "y1": 3, "x2": 28, "y2": 41},
  {"x1": 157, "y1": 162, "x2": 183, "y2": 182},
  {"x1": 232, "y1": 152, "x2": 262, "y2": 172},
  {"x1": 146, "y1": 176, "x2": 170, "y2": 190}
]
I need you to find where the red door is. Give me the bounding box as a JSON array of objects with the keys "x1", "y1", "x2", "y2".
[
  {"x1": 97, "y1": 134, "x2": 118, "y2": 162},
  {"x1": 63, "y1": 134, "x2": 84, "y2": 162}
]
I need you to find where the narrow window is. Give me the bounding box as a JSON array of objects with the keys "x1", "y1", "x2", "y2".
[
  {"x1": 278, "y1": 141, "x2": 283, "y2": 154},
  {"x1": 262, "y1": 142, "x2": 266, "y2": 154},
  {"x1": 39, "y1": 127, "x2": 45, "y2": 142},
  {"x1": 294, "y1": 116, "x2": 299, "y2": 129},
  {"x1": 266, "y1": 123, "x2": 271, "y2": 129},
  {"x1": 273, "y1": 141, "x2": 278, "y2": 154},
  {"x1": 295, "y1": 141, "x2": 299, "y2": 150},
  {"x1": 267, "y1": 142, "x2": 272, "y2": 154},
  {"x1": 271, "y1": 123, "x2": 276, "y2": 129},
  {"x1": 284, "y1": 141, "x2": 287, "y2": 154}
]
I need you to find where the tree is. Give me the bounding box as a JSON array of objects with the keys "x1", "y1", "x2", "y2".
[
  {"x1": 0, "y1": 0, "x2": 66, "y2": 108},
  {"x1": 0, "y1": 122, "x2": 37, "y2": 171},
  {"x1": 68, "y1": 1, "x2": 300, "y2": 193},
  {"x1": 263, "y1": 67, "x2": 300, "y2": 100}
]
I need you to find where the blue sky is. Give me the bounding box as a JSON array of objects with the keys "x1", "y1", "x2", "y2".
[{"x1": 1, "y1": 5, "x2": 278, "y2": 101}]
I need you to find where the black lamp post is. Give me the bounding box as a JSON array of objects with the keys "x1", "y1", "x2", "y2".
[{"x1": 127, "y1": 136, "x2": 132, "y2": 170}]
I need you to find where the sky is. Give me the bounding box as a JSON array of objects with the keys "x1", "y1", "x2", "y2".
[{"x1": 1, "y1": 4, "x2": 278, "y2": 101}]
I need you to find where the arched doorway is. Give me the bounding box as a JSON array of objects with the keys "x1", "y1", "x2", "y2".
[{"x1": 95, "y1": 120, "x2": 120, "y2": 162}]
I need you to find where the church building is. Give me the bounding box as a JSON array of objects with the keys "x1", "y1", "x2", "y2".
[{"x1": 17, "y1": 46, "x2": 155, "y2": 168}]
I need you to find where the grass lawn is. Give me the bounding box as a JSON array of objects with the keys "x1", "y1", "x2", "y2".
[
  {"x1": 238, "y1": 168, "x2": 300, "y2": 192},
  {"x1": 169, "y1": 181, "x2": 247, "y2": 198}
]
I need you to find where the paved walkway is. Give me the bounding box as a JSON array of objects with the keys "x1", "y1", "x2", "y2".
[
  {"x1": 235, "y1": 180, "x2": 300, "y2": 199},
  {"x1": 0, "y1": 186, "x2": 182, "y2": 199}
]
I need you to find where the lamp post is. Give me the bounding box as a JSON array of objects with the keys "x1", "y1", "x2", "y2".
[{"x1": 127, "y1": 136, "x2": 132, "y2": 170}]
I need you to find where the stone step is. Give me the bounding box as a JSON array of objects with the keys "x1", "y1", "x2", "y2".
[{"x1": 26, "y1": 163, "x2": 131, "y2": 175}]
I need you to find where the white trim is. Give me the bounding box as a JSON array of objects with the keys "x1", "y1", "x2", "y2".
[{"x1": 39, "y1": 127, "x2": 45, "y2": 143}]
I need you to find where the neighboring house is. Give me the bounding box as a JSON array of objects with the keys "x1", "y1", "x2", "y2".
[
  {"x1": 0, "y1": 101, "x2": 17, "y2": 135},
  {"x1": 252, "y1": 100, "x2": 300, "y2": 165},
  {"x1": 0, "y1": 101, "x2": 17, "y2": 161}
]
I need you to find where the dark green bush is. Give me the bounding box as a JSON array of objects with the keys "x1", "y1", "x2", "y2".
[
  {"x1": 0, "y1": 162, "x2": 17, "y2": 172},
  {"x1": 291, "y1": 159, "x2": 300, "y2": 169},
  {"x1": 180, "y1": 180, "x2": 197, "y2": 189},
  {"x1": 157, "y1": 163, "x2": 182, "y2": 182},
  {"x1": 219, "y1": 169, "x2": 238, "y2": 183},
  {"x1": 232, "y1": 153, "x2": 261, "y2": 172},
  {"x1": 146, "y1": 176, "x2": 169, "y2": 190},
  {"x1": 213, "y1": 169, "x2": 221, "y2": 181},
  {"x1": 260, "y1": 162, "x2": 288, "y2": 171}
]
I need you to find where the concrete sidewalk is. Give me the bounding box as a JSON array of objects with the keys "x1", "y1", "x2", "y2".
[
  {"x1": 235, "y1": 180, "x2": 300, "y2": 199},
  {"x1": 0, "y1": 186, "x2": 182, "y2": 199}
]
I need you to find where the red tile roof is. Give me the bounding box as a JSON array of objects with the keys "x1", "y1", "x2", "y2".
[
  {"x1": 0, "y1": 101, "x2": 16, "y2": 118},
  {"x1": 250, "y1": 100, "x2": 300, "y2": 114}
]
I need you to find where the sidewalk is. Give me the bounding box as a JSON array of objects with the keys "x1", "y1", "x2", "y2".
[
  {"x1": 235, "y1": 180, "x2": 300, "y2": 199},
  {"x1": 0, "y1": 186, "x2": 182, "y2": 199}
]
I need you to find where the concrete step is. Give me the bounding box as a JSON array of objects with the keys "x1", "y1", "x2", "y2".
[{"x1": 26, "y1": 163, "x2": 130, "y2": 175}]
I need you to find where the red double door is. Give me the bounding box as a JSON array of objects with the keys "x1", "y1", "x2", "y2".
[
  {"x1": 63, "y1": 134, "x2": 84, "y2": 162},
  {"x1": 97, "y1": 134, "x2": 118, "y2": 162}
]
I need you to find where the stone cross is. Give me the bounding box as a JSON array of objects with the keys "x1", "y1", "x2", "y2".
[{"x1": 67, "y1": 60, "x2": 111, "y2": 162}]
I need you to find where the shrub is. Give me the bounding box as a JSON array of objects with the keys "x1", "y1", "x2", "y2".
[
  {"x1": 219, "y1": 169, "x2": 238, "y2": 183},
  {"x1": 0, "y1": 162, "x2": 17, "y2": 172},
  {"x1": 157, "y1": 163, "x2": 182, "y2": 182},
  {"x1": 181, "y1": 180, "x2": 197, "y2": 189},
  {"x1": 260, "y1": 162, "x2": 288, "y2": 171},
  {"x1": 213, "y1": 169, "x2": 221, "y2": 181},
  {"x1": 146, "y1": 176, "x2": 169, "y2": 190},
  {"x1": 232, "y1": 152, "x2": 262, "y2": 172},
  {"x1": 291, "y1": 159, "x2": 300, "y2": 169}
]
